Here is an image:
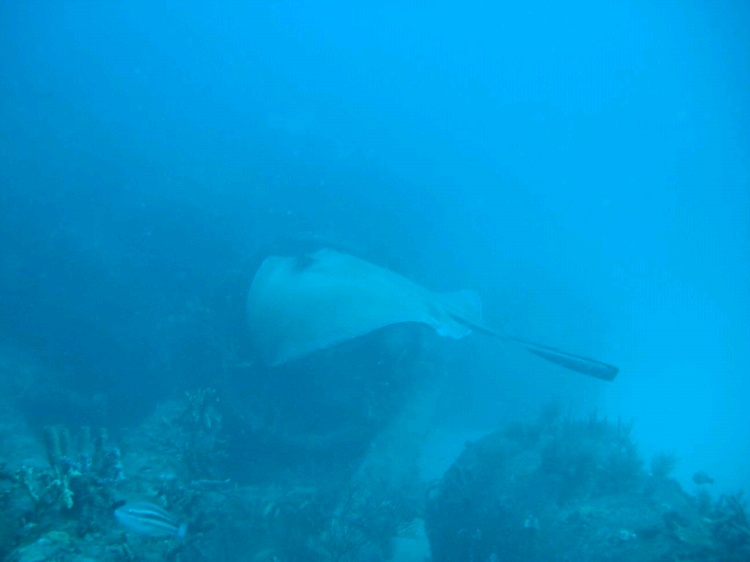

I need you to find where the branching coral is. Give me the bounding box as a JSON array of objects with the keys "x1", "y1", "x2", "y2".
[
  {"x1": 650, "y1": 452, "x2": 678, "y2": 480},
  {"x1": 318, "y1": 481, "x2": 418, "y2": 562},
  {"x1": 710, "y1": 491, "x2": 750, "y2": 554},
  {"x1": 0, "y1": 423, "x2": 125, "y2": 555},
  {"x1": 151, "y1": 388, "x2": 228, "y2": 481}
]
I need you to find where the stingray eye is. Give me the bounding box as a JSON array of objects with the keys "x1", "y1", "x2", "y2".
[{"x1": 293, "y1": 253, "x2": 316, "y2": 272}]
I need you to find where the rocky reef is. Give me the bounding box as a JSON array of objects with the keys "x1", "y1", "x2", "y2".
[
  {"x1": 1, "y1": 338, "x2": 746, "y2": 561},
  {"x1": 425, "y1": 407, "x2": 750, "y2": 562},
  {"x1": 0, "y1": 381, "x2": 424, "y2": 562},
  {"x1": 0, "y1": 423, "x2": 124, "y2": 560}
]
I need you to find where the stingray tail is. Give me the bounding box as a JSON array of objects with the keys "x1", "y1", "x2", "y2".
[
  {"x1": 503, "y1": 335, "x2": 619, "y2": 381},
  {"x1": 447, "y1": 313, "x2": 619, "y2": 381}
]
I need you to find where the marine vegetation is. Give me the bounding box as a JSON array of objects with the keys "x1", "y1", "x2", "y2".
[
  {"x1": 0, "y1": 386, "x2": 236, "y2": 562},
  {"x1": 146, "y1": 387, "x2": 228, "y2": 481},
  {"x1": 708, "y1": 492, "x2": 750, "y2": 553},
  {"x1": 0, "y1": 425, "x2": 123, "y2": 559},
  {"x1": 650, "y1": 451, "x2": 679, "y2": 481},
  {"x1": 426, "y1": 408, "x2": 750, "y2": 562},
  {"x1": 241, "y1": 478, "x2": 418, "y2": 562}
]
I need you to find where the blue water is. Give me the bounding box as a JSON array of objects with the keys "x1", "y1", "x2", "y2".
[{"x1": 1, "y1": 0, "x2": 748, "y2": 515}]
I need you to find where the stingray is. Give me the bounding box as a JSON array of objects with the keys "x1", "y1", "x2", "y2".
[{"x1": 246, "y1": 248, "x2": 618, "y2": 380}]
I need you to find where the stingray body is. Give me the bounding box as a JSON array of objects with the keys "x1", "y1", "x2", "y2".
[{"x1": 247, "y1": 248, "x2": 618, "y2": 380}]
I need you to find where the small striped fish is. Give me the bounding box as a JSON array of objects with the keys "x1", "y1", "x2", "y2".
[{"x1": 115, "y1": 501, "x2": 187, "y2": 538}]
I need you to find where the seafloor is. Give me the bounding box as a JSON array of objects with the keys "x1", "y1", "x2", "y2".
[{"x1": 0, "y1": 341, "x2": 747, "y2": 562}]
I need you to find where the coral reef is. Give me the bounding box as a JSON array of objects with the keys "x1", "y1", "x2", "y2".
[
  {"x1": 0, "y1": 424, "x2": 124, "y2": 559},
  {"x1": 1, "y1": 387, "x2": 237, "y2": 562},
  {"x1": 650, "y1": 451, "x2": 678, "y2": 481},
  {"x1": 425, "y1": 409, "x2": 750, "y2": 562},
  {"x1": 150, "y1": 387, "x2": 228, "y2": 481},
  {"x1": 1, "y1": 332, "x2": 746, "y2": 562},
  {"x1": 709, "y1": 492, "x2": 750, "y2": 554}
]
